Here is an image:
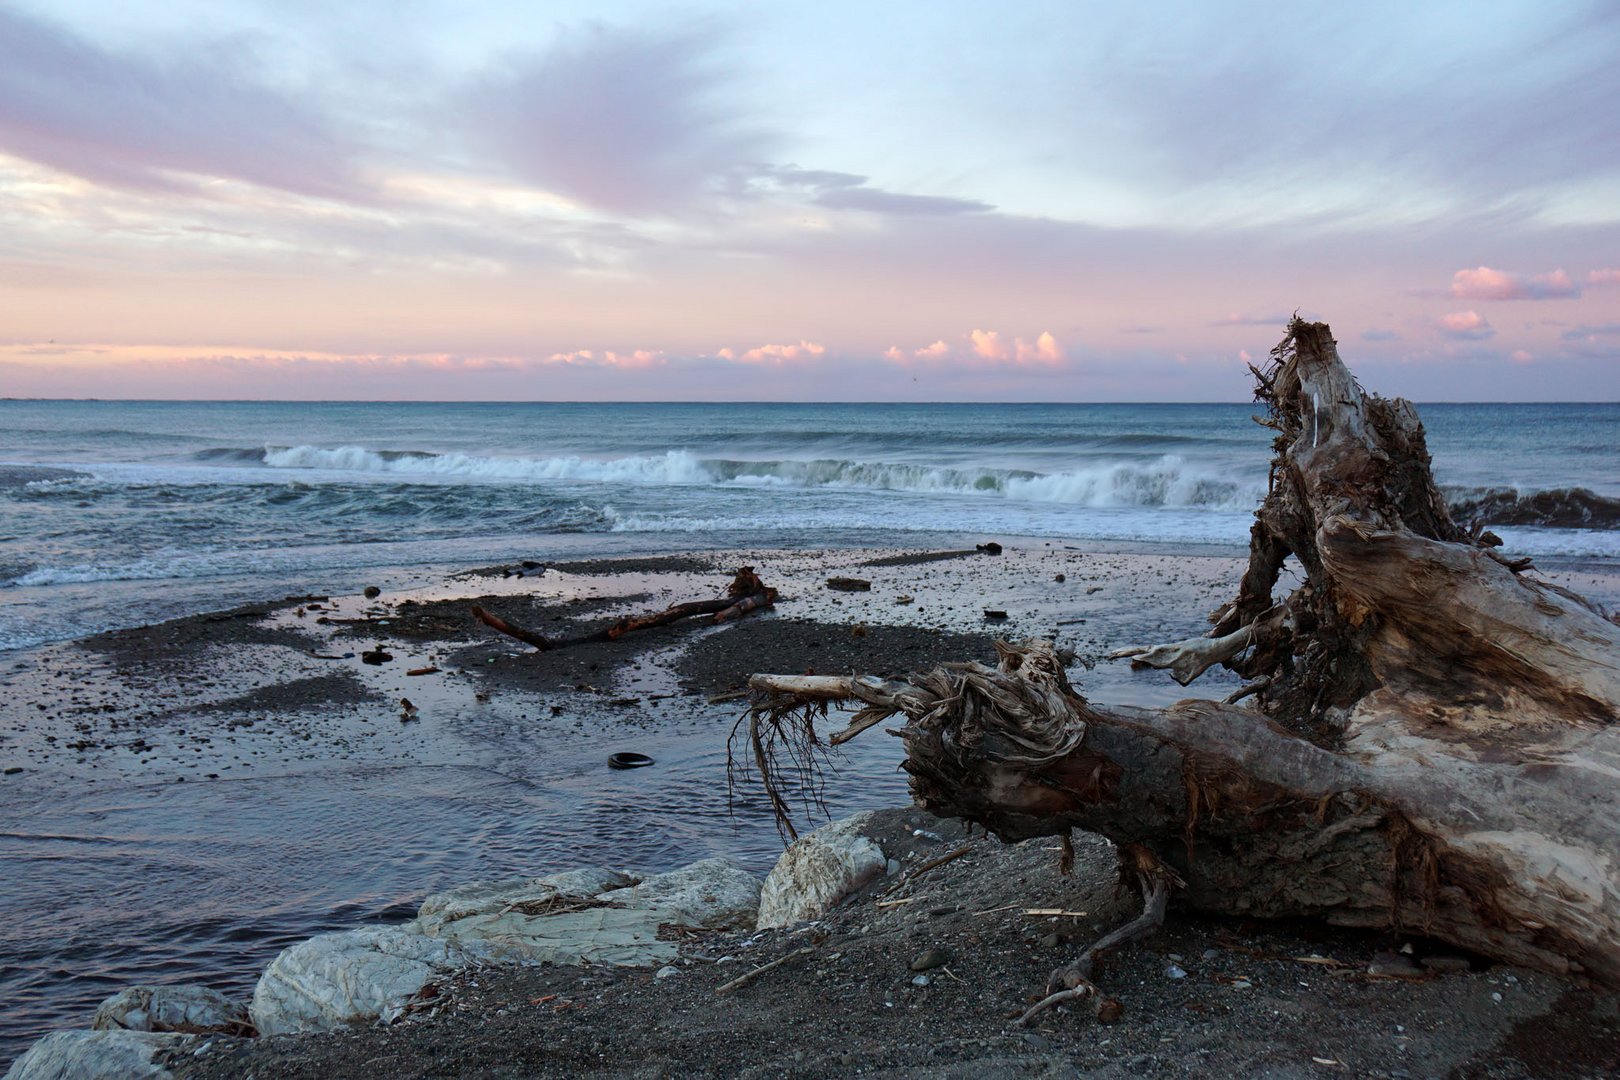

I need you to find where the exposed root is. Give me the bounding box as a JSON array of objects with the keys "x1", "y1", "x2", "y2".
[{"x1": 1017, "y1": 845, "x2": 1181, "y2": 1026}]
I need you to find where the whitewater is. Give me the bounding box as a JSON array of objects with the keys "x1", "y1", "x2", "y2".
[{"x1": 3, "y1": 399, "x2": 1618, "y2": 651}]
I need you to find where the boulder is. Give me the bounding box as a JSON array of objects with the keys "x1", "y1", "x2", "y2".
[
  {"x1": 597, "y1": 857, "x2": 761, "y2": 930},
  {"x1": 92, "y1": 985, "x2": 251, "y2": 1036},
  {"x1": 757, "y1": 812, "x2": 888, "y2": 929},
  {"x1": 409, "y1": 866, "x2": 634, "y2": 937},
  {"x1": 249, "y1": 925, "x2": 486, "y2": 1036},
  {"x1": 3, "y1": 1030, "x2": 187, "y2": 1079},
  {"x1": 423, "y1": 905, "x2": 677, "y2": 967}
]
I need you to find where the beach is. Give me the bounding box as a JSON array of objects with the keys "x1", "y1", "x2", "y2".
[{"x1": 4, "y1": 544, "x2": 1620, "y2": 1076}]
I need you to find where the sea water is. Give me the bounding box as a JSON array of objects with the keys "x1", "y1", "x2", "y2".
[{"x1": 4, "y1": 399, "x2": 1617, "y2": 652}]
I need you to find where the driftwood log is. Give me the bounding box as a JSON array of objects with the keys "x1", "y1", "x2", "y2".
[
  {"x1": 745, "y1": 319, "x2": 1620, "y2": 1003},
  {"x1": 475, "y1": 566, "x2": 776, "y2": 651}
]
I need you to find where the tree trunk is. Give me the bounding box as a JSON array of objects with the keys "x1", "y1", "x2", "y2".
[{"x1": 746, "y1": 319, "x2": 1620, "y2": 986}]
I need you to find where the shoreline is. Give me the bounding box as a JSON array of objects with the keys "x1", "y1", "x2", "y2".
[{"x1": 4, "y1": 546, "x2": 1620, "y2": 1075}]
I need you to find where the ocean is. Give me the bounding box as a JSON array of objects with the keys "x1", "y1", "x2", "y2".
[{"x1": 5, "y1": 399, "x2": 1618, "y2": 653}]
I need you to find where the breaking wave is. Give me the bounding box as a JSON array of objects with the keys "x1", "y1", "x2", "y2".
[{"x1": 254, "y1": 445, "x2": 1259, "y2": 509}]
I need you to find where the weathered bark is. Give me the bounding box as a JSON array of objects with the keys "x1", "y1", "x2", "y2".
[
  {"x1": 477, "y1": 566, "x2": 776, "y2": 651},
  {"x1": 746, "y1": 319, "x2": 1620, "y2": 987}
]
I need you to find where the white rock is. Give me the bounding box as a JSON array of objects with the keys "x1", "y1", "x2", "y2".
[
  {"x1": 92, "y1": 985, "x2": 249, "y2": 1035},
  {"x1": 3, "y1": 1030, "x2": 187, "y2": 1079},
  {"x1": 757, "y1": 812, "x2": 888, "y2": 929},
  {"x1": 249, "y1": 925, "x2": 486, "y2": 1036},
  {"x1": 410, "y1": 867, "x2": 635, "y2": 936},
  {"x1": 426, "y1": 905, "x2": 677, "y2": 967},
  {"x1": 597, "y1": 857, "x2": 762, "y2": 930}
]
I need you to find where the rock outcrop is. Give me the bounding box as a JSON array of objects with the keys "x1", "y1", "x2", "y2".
[{"x1": 3, "y1": 1030, "x2": 188, "y2": 1080}]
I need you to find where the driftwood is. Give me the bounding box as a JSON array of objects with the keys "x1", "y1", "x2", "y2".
[
  {"x1": 475, "y1": 566, "x2": 776, "y2": 651},
  {"x1": 745, "y1": 319, "x2": 1620, "y2": 1004}
]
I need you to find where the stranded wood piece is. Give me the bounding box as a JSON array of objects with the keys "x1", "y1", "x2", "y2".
[
  {"x1": 743, "y1": 318, "x2": 1620, "y2": 1008},
  {"x1": 473, "y1": 567, "x2": 777, "y2": 651}
]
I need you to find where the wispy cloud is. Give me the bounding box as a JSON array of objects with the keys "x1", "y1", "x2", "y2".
[
  {"x1": 1588, "y1": 268, "x2": 1620, "y2": 286},
  {"x1": 459, "y1": 23, "x2": 764, "y2": 215},
  {"x1": 1448, "y1": 266, "x2": 1579, "y2": 300},
  {"x1": 1361, "y1": 328, "x2": 1400, "y2": 341},
  {"x1": 0, "y1": 9, "x2": 358, "y2": 198}
]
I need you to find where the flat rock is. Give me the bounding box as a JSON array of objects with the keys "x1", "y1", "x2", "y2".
[
  {"x1": 423, "y1": 905, "x2": 677, "y2": 967},
  {"x1": 410, "y1": 867, "x2": 635, "y2": 937},
  {"x1": 249, "y1": 925, "x2": 487, "y2": 1036},
  {"x1": 92, "y1": 985, "x2": 250, "y2": 1036},
  {"x1": 3, "y1": 1030, "x2": 189, "y2": 1079},
  {"x1": 757, "y1": 812, "x2": 887, "y2": 929},
  {"x1": 597, "y1": 857, "x2": 762, "y2": 930}
]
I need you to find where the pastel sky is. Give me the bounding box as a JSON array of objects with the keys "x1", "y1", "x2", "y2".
[{"x1": 2, "y1": 1, "x2": 1617, "y2": 401}]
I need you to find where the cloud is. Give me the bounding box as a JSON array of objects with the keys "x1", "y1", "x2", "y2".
[
  {"x1": 1448, "y1": 266, "x2": 1579, "y2": 300},
  {"x1": 1361, "y1": 328, "x2": 1400, "y2": 341},
  {"x1": 969, "y1": 329, "x2": 1062, "y2": 365},
  {"x1": 547, "y1": 348, "x2": 666, "y2": 369},
  {"x1": 914, "y1": 340, "x2": 950, "y2": 359},
  {"x1": 1589, "y1": 269, "x2": 1620, "y2": 287},
  {"x1": 0, "y1": 9, "x2": 357, "y2": 198},
  {"x1": 753, "y1": 164, "x2": 992, "y2": 216},
  {"x1": 1510, "y1": 350, "x2": 1533, "y2": 364},
  {"x1": 738, "y1": 340, "x2": 826, "y2": 363},
  {"x1": 1561, "y1": 322, "x2": 1620, "y2": 341},
  {"x1": 1212, "y1": 311, "x2": 1293, "y2": 327},
  {"x1": 1435, "y1": 310, "x2": 1495, "y2": 340},
  {"x1": 461, "y1": 23, "x2": 764, "y2": 215}
]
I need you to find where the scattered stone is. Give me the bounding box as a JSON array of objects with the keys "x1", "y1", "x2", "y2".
[
  {"x1": 363, "y1": 586, "x2": 381, "y2": 599},
  {"x1": 93, "y1": 985, "x2": 250, "y2": 1036},
  {"x1": 1165, "y1": 963, "x2": 1187, "y2": 979},
  {"x1": 655, "y1": 966, "x2": 680, "y2": 980},
  {"x1": 911, "y1": 974, "x2": 931, "y2": 987},
  {"x1": 757, "y1": 812, "x2": 887, "y2": 929},
  {"x1": 360, "y1": 650, "x2": 393, "y2": 665},
  {"x1": 909, "y1": 948, "x2": 949, "y2": 972},
  {"x1": 826, "y1": 577, "x2": 871, "y2": 592},
  {"x1": 976, "y1": 541, "x2": 1003, "y2": 555},
  {"x1": 1021, "y1": 1032, "x2": 1050, "y2": 1050}
]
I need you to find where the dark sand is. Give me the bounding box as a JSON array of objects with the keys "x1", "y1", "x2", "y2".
[{"x1": 6, "y1": 546, "x2": 1620, "y2": 1077}]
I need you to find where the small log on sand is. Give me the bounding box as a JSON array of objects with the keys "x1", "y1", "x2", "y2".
[
  {"x1": 475, "y1": 566, "x2": 776, "y2": 651},
  {"x1": 742, "y1": 319, "x2": 1620, "y2": 1009}
]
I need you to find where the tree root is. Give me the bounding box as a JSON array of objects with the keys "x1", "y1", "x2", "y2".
[{"x1": 1017, "y1": 844, "x2": 1180, "y2": 1027}]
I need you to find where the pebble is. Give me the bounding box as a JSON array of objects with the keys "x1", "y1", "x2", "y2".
[
  {"x1": 1420, "y1": 955, "x2": 1471, "y2": 974},
  {"x1": 1022, "y1": 1033, "x2": 1051, "y2": 1050},
  {"x1": 909, "y1": 948, "x2": 950, "y2": 972},
  {"x1": 1164, "y1": 964, "x2": 1187, "y2": 979},
  {"x1": 911, "y1": 974, "x2": 931, "y2": 987},
  {"x1": 363, "y1": 586, "x2": 381, "y2": 598},
  {"x1": 655, "y1": 966, "x2": 679, "y2": 980}
]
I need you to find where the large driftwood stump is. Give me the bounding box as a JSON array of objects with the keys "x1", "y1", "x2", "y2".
[{"x1": 746, "y1": 319, "x2": 1620, "y2": 992}]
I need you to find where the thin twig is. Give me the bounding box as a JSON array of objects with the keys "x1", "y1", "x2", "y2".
[{"x1": 715, "y1": 947, "x2": 814, "y2": 995}]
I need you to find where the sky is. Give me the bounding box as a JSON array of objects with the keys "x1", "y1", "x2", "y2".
[{"x1": 0, "y1": 0, "x2": 1617, "y2": 401}]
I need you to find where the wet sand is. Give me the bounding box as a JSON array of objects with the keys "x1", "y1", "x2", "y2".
[{"x1": 4, "y1": 543, "x2": 1619, "y2": 1074}]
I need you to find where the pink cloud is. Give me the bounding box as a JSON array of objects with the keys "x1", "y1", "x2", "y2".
[
  {"x1": 546, "y1": 348, "x2": 665, "y2": 369},
  {"x1": 716, "y1": 346, "x2": 736, "y2": 360},
  {"x1": 1435, "y1": 310, "x2": 1495, "y2": 340},
  {"x1": 1448, "y1": 266, "x2": 1578, "y2": 301},
  {"x1": 1510, "y1": 349, "x2": 1533, "y2": 364},
  {"x1": 882, "y1": 345, "x2": 905, "y2": 362},
  {"x1": 1588, "y1": 269, "x2": 1620, "y2": 287},
  {"x1": 914, "y1": 339, "x2": 950, "y2": 360},
  {"x1": 971, "y1": 329, "x2": 1062, "y2": 365},
  {"x1": 739, "y1": 340, "x2": 826, "y2": 363},
  {"x1": 969, "y1": 328, "x2": 1007, "y2": 361}
]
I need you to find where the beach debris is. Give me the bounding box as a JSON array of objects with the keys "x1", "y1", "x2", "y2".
[
  {"x1": 406, "y1": 666, "x2": 440, "y2": 676},
  {"x1": 826, "y1": 576, "x2": 871, "y2": 592},
  {"x1": 715, "y1": 946, "x2": 814, "y2": 995},
  {"x1": 363, "y1": 585, "x2": 381, "y2": 599},
  {"x1": 737, "y1": 318, "x2": 1620, "y2": 1023},
  {"x1": 472, "y1": 566, "x2": 777, "y2": 652},
  {"x1": 982, "y1": 609, "x2": 1008, "y2": 621},
  {"x1": 607, "y1": 752, "x2": 654, "y2": 769},
  {"x1": 894, "y1": 594, "x2": 914, "y2": 604},
  {"x1": 1054, "y1": 572, "x2": 1066, "y2": 582},
  {"x1": 909, "y1": 948, "x2": 950, "y2": 971},
  {"x1": 360, "y1": 649, "x2": 393, "y2": 665},
  {"x1": 976, "y1": 541, "x2": 1003, "y2": 554}
]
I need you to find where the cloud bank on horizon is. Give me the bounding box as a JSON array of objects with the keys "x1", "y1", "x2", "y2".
[{"x1": 0, "y1": 0, "x2": 1617, "y2": 400}]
